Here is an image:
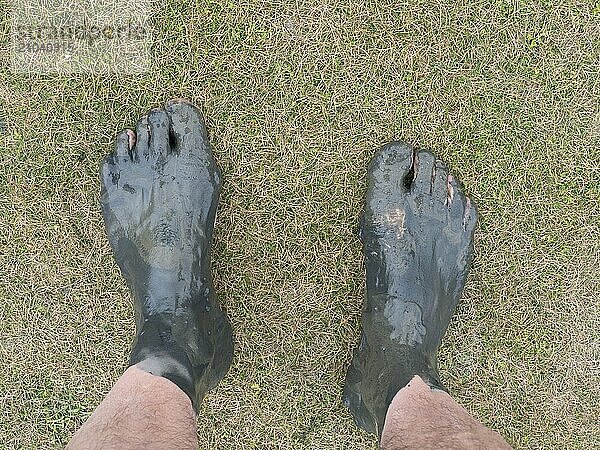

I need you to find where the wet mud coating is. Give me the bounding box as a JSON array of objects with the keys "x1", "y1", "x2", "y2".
[
  {"x1": 100, "y1": 100, "x2": 233, "y2": 411},
  {"x1": 344, "y1": 142, "x2": 478, "y2": 437}
]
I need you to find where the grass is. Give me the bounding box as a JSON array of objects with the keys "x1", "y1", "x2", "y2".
[{"x1": 1, "y1": 0, "x2": 599, "y2": 448}]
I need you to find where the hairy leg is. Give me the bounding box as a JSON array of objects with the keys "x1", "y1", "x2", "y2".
[
  {"x1": 69, "y1": 100, "x2": 233, "y2": 447},
  {"x1": 99, "y1": 100, "x2": 233, "y2": 409},
  {"x1": 344, "y1": 142, "x2": 510, "y2": 448},
  {"x1": 381, "y1": 375, "x2": 511, "y2": 450},
  {"x1": 67, "y1": 366, "x2": 197, "y2": 450}
]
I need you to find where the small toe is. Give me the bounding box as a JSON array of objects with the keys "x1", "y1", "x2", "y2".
[
  {"x1": 135, "y1": 115, "x2": 150, "y2": 161},
  {"x1": 147, "y1": 109, "x2": 172, "y2": 157},
  {"x1": 164, "y1": 100, "x2": 209, "y2": 157},
  {"x1": 432, "y1": 159, "x2": 449, "y2": 201},
  {"x1": 463, "y1": 197, "x2": 479, "y2": 233},
  {"x1": 448, "y1": 174, "x2": 466, "y2": 220},
  {"x1": 447, "y1": 174, "x2": 478, "y2": 233},
  {"x1": 114, "y1": 129, "x2": 134, "y2": 162},
  {"x1": 412, "y1": 151, "x2": 435, "y2": 194}
]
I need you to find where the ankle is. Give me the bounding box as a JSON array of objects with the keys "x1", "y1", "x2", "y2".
[
  {"x1": 381, "y1": 375, "x2": 511, "y2": 450},
  {"x1": 133, "y1": 354, "x2": 194, "y2": 392},
  {"x1": 130, "y1": 323, "x2": 197, "y2": 410}
]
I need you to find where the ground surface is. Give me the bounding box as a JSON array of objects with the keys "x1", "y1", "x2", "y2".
[{"x1": 0, "y1": 1, "x2": 599, "y2": 448}]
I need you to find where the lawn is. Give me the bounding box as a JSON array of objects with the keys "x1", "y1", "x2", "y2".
[{"x1": 1, "y1": 0, "x2": 599, "y2": 448}]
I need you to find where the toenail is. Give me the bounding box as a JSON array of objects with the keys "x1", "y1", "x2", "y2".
[
  {"x1": 126, "y1": 129, "x2": 136, "y2": 150},
  {"x1": 463, "y1": 198, "x2": 471, "y2": 229}
]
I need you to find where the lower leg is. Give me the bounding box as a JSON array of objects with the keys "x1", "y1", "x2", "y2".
[
  {"x1": 67, "y1": 365, "x2": 197, "y2": 450},
  {"x1": 344, "y1": 143, "x2": 510, "y2": 448},
  {"x1": 69, "y1": 101, "x2": 234, "y2": 448},
  {"x1": 381, "y1": 375, "x2": 511, "y2": 450}
]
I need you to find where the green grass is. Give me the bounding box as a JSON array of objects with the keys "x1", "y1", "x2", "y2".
[{"x1": 1, "y1": 0, "x2": 599, "y2": 448}]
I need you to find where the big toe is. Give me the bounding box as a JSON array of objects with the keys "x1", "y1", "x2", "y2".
[
  {"x1": 165, "y1": 99, "x2": 210, "y2": 157},
  {"x1": 369, "y1": 141, "x2": 415, "y2": 191}
]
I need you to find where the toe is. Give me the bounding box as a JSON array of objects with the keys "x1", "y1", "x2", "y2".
[
  {"x1": 463, "y1": 197, "x2": 479, "y2": 233},
  {"x1": 135, "y1": 115, "x2": 150, "y2": 161},
  {"x1": 147, "y1": 109, "x2": 172, "y2": 157},
  {"x1": 448, "y1": 174, "x2": 466, "y2": 221},
  {"x1": 165, "y1": 99, "x2": 210, "y2": 157},
  {"x1": 412, "y1": 151, "x2": 435, "y2": 194},
  {"x1": 447, "y1": 173, "x2": 479, "y2": 233},
  {"x1": 369, "y1": 141, "x2": 414, "y2": 190},
  {"x1": 432, "y1": 159, "x2": 449, "y2": 201},
  {"x1": 114, "y1": 129, "x2": 134, "y2": 162}
]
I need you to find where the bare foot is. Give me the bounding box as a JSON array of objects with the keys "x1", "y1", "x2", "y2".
[
  {"x1": 100, "y1": 100, "x2": 233, "y2": 410},
  {"x1": 344, "y1": 141, "x2": 477, "y2": 436}
]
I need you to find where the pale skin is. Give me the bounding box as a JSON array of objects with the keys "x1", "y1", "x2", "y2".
[
  {"x1": 72, "y1": 104, "x2": 511, "y2": 448},
  {"x1": 67, "y1": 366, "x2": 197, "y2": 450},
  {"x1": 381, "y1": 376, "x2": 512, "y2": 450},
  {"x1": 68, "y1": 370, "x2": 510, "y2": 449}
]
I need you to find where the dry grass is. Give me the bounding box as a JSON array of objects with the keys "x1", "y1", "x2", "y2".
[{"x1": 1, "y1": 0, "x2": 599, "y2": 448}]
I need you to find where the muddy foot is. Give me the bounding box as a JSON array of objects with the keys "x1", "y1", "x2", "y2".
[
  {"x1": 100, "y1": 100, "x2": 233, "y2": 410},
  {"x1": 343, "y1": 141, "x2": 478, "y2": 437}
]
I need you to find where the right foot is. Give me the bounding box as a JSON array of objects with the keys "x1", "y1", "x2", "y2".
[
  {"x1": 343, "y1": 142, "x2": 478, "y2": 437},
  {"x1": 100, "y1": 100, "x2": 233, "y2": 410}
]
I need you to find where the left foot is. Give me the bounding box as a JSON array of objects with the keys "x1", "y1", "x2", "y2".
[
  {"x1": 100, "y1": 100, "x2": 233, "y2": 410},
  {"x1": 343, "y1": 142, "x2": 478, "y2": 437}
]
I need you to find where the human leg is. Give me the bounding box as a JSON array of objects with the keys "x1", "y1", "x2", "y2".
[
  {"x1": 344, "y1": 142, "x2": 509, "y2": 448},
  {"x1": 67, "y1": 366, "x2": 196, "y2": 450},
  {"x1": 68, "y1": 100, "x2": 233, "y2": 448},
  {"x1": 380, "y1": 375, "x2": 511, "y2": 450}
]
